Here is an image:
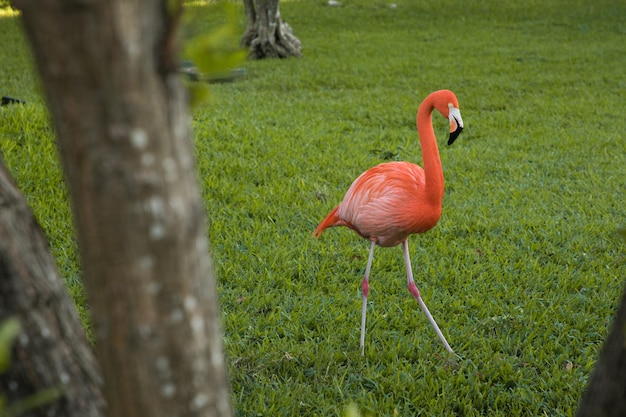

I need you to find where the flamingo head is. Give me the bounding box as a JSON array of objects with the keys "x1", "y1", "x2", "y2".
[
  {"x1": 447, "y1": 103, "x2": 464, "y2": 145},
  {"x1": 430, "y1": 90, "x2": 464, "y2": 145}
]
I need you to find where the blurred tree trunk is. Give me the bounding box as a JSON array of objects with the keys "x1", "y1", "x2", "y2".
[
  {"x1": 0, "y1": 159, "x2": 105, "y2": 417},
  {"x1": 576, "y1": 281, "x2": 626, "y2": 417},
  {"x1": 242, "y1": 0, "x2": 302, "y2": 59},
  {"x1": 13, "y1": 0, "x2": 233, "y2": 416}
]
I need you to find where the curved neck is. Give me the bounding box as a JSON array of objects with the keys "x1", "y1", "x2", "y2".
[{"x1": 416, "y1": 99, "x2": 444, "y2": 205}]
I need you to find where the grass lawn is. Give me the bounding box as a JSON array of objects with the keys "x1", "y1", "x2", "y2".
[{"x1": 1, "y1": 0, "x2": 625, "y2": 415}]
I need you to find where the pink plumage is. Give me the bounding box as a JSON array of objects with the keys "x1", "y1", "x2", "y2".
[{"x1": 314, "y1": 161, "x2": 440, "y2": 247}]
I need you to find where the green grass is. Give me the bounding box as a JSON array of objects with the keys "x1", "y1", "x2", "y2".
[{"x1": 2, "y1": 0, "x2": 626, "y2": 415}]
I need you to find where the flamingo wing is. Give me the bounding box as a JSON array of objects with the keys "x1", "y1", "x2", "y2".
[{"x1": 336, "y1": 161, "x2": 433, "y2": 246}]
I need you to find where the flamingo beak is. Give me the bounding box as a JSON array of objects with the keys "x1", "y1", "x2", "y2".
[{"x1": 447, "y1": 105, "x2": 464, "y2": 145}]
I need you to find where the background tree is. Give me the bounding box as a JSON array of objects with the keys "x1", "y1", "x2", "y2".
[
  {"x1": 241, "y1": 0, "x2": 302, "y2": 59},
  {"x1": 0, "y1": 159, "x2": 105, "y2": 417},
  {"x1": 12, "y1": 0, "x2": 233, "y2": 416},
  {"x1": 575, "y1": 228, "x2": 626, "y2": 417},
  {"x1": 575, "y1": 285, "x2": 626, "y2": 416}
]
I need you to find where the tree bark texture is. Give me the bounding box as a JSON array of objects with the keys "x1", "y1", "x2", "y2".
[
  {"x1": 14, "y1": 1, "x2": 232, "y2": 416},
  {"x1": 576, "y1": 281, "x2": 626, "y2": 417},
  {"x1": 0, "y1": 159, "x2": 105, "y2": 417},
  {"x1": 242, "y1": 0, "x2": 302, "y2": 59}
]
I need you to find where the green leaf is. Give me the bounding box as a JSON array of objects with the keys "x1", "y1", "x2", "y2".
[
  {"x1": 187, "y1": 82, "x2": 211, "y2": 110},
  {"x1": 343, "y1": 403, "x2": 361, "y2": 417},
  {"x1": 2, "y1": 387, "x2": 62, "y2": 417},
  {"x1": 0, "y1": 318, "x2": 21, "y2": 373},
  {"x1": 182, "y1": 2, "x2": 245, "y2": 78},
  {"x1": 183, "y1": 25, "x2": 246, "y2": 76}
]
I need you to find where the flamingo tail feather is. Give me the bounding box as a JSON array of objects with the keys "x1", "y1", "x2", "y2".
[{"x1": 313, "y1": 206, "x2": 341, "y2": 238}]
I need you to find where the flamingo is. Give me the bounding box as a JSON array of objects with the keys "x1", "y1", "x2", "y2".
[{"x1": 313, "y1": 90, "x2": 463, "y2": 355}]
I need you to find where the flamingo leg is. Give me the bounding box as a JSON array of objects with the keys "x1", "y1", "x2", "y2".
[
  {"x1": 360, "y1": 240, "x2": 376, "y2": 356},
  {"x1": 402, "y1": 240, "x2": 454, "y2": 353}
]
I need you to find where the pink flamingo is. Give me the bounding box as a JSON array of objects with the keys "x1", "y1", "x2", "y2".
[{"x1": 313, "y1": 90, "x2": 463, "y2": 355}]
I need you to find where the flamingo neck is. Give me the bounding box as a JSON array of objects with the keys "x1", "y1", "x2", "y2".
[{"x1": 416, "y1": 99, "x2": 444, "y2": 205}]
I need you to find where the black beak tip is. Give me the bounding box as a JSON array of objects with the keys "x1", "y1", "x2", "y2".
[{"x1": 448, "y1": 126, "x2": 463, "y2": 145}]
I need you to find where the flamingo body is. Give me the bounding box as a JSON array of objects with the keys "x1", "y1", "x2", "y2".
[
  {"x1": 314, "y1": 90, "x2": 464, "y2": 355},
  {"x1": 313, "y1": 161, "x2": 441, "y2": 247}
]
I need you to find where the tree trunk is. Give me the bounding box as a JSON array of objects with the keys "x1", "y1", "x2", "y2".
[
  {"x1": 0, "y1": 158, "x2": 105, "y2": 417},
  {"x1": 13, "y1": 0, "x2": 233, "y2": 416},
  {"x1": 242, "y1": 0, "x2": 302, "y2": 59},
  {"x1": 576, "y1": 281, "x2": 626, "y2": 417}
]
